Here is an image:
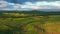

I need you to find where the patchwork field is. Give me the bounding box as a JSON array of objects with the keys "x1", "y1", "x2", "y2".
[{"x1": 0, "y1": 12, "x2": 60, "y2": 34}]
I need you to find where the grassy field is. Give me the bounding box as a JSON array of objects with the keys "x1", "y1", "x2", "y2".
[{"x1": 0, "y1": 11, "x2": 60, "y2": 34}]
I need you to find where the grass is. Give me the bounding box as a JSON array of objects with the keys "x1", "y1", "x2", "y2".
[{"x1": 0, "y1": 12, "x2": 60, "y2": 34}]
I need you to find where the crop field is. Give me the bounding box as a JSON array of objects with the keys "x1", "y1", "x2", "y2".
[{"x1": 0, "y1": 12, "x2": 60, "y2": 34}]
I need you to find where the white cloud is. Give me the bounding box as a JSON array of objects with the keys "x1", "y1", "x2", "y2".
[
  {"x1": 0, "y1": 1, "x2": 21, "y2": 10},
  {"x1": 23, "y1": 1, "x2": 60, "y2": 9},
  {"x1": 0, "y1": 1, "x2": 60, "y2": 11},
  {"x1": 13, "y1": 4, "x2": 21, "y2": 9},
  {"x1": 20, "y1": 1, "x2": 60, "y2": 10},
  {"x1": 0, "y1": 1, "x2": 8, "y2": 7}
]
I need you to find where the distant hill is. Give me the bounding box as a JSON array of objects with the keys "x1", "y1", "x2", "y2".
[{"x1": 0, "y1": 10, "x2": 60, "y2": 15}]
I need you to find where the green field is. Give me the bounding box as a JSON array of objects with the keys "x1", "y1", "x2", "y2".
[{"x1": 0, "y1": 11, "x2": 60, "y2": 34}]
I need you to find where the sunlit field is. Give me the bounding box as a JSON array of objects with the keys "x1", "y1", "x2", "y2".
[{"x1": 0, "y1": 11, "x2": 60, "y2": 34}]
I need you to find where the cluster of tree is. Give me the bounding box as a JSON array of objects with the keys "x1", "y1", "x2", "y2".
[{"x1": 0, "y1": 10, "x2": 60, "y2": 18}]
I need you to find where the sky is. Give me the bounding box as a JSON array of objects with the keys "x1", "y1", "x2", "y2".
[{"x1": 0, "y1": 0, "x2": 60, "y2": 11}]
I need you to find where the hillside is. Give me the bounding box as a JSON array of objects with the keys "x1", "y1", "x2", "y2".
[{"x1": 0, "y1": 11, "x2": 60, "y2": 34}]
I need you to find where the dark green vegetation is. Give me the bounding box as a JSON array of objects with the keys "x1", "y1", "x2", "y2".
[{"x1": 0, "y1": 11, "x2": 60, "y2": 34}]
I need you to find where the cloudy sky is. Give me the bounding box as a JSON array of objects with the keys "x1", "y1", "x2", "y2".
[{"x1": 0, "y1": 0, "x2": 60, "y2": 11}]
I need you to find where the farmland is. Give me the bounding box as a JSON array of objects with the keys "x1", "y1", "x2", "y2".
[{"x1": 0, "y1": 11, "x2": 60, "y2": 34}]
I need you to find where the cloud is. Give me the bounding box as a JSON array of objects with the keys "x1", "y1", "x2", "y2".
[
  {"x1": 0, "y1": 1, "x2": 8, "y2": 7},
  {"x1": 0, "y1": 1, "x2": 21, "y2": 10},
  {"x1": 0, "y1": 1, "x2": 60, "y2": 11},
  {"x1": 21, "y1": 1, "x2": 60, "y2": 9},
  {"x1": 5, "y1": 0, "x2": 60, "y2": 4}
]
